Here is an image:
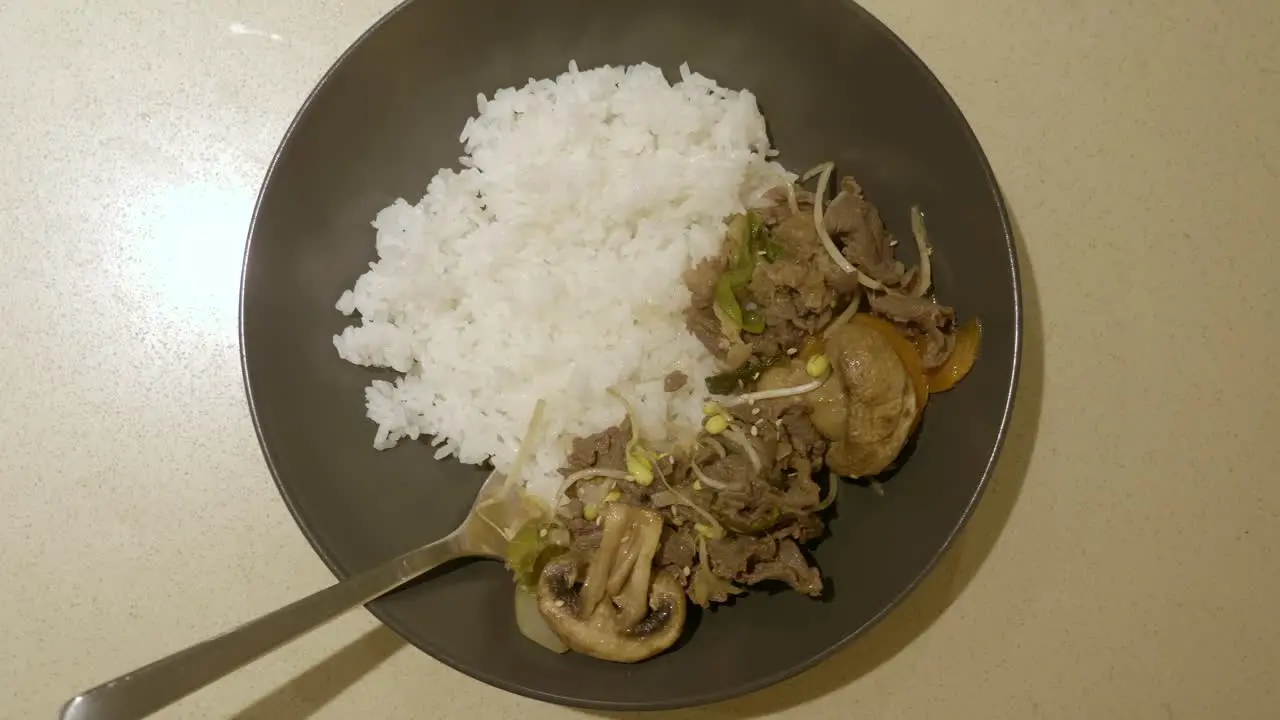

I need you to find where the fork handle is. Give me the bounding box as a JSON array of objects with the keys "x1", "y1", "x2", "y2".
[{"x1": 59, "y1": 532, "x2": 466, "y2": 720}]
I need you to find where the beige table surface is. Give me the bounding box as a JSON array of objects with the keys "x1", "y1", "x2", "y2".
[{"x1": 4, "y1": 1, "x2": 1278, "y2": 718}]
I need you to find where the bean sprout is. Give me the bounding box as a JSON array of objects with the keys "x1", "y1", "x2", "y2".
[
  {"x1": 721, "y1": 372, "x2": 829, "y2": 406},
  {"x1": 822, "y1": 286, "x2": 862, "y2": 338},
  {"x1": 721, "y1": 427, "x2": 762, "y2": 473},
  {"x1": 650, "y1": 451, "x2": 725, "y2": 538},
  {"x1": 701, "y1": 437, "x2": 728, "y2": 460},
  {"x1": 691, "y1": 462, "x2": 731, "y2": 491}
]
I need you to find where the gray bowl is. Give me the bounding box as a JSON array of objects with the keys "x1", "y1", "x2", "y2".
[{"x1": 240, "y1": 0, "x2": 1020, "y2": 710}]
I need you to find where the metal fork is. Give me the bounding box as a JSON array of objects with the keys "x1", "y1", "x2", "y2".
[{"x1": 59, "y1": 470, "x2": 516, "y2": 720}]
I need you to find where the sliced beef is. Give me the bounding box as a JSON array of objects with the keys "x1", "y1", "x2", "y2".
[
  {"x1": 711, "y1": 478, "x2": 785, "y2": 534},
  {"x1": 721, "y1": 408, "x2": 783, "y2": 472},
  {"x1": 739, "y1": 211, "x2": 863, "y2": 358},
  {"x1": 758, "y1": 185, "x2": 815, "y2": 227},
  {"x1": 615, "y1": 478, "x2": 653, "y2": 506},
  {"x1": 565, "y1": 514, "x2": 603, "y2": 554},
  {"x1": 560, "y1": 421, "x2": 630, "y2": 475},
  {"x1": 749, "y1": 320, "x2": 815, "y2": 362},
  {"x1": 824, "y1": 177, "x2": 906, "y2": 287},
  {"x1": 683, "y1": 255, "x2": 730, "y2": 357},
  {"x1": 743, "y1": 539, "x2": 823, "y2": 596},
  {"x1": 749, "y1": 247, "x2": 836, "y2": 321},
  {"x1": 685, "y1": 307, "x2": 727, "y2": 358},
  {"x1": 771, "y1": 512, "x2": 827, "y2": 544},
  {"x1": 664, "y1": 371, "x2": 688, "y2": 392},
  {"x1": 869, "y1": 292, "x2": 955, "y2": 328},
  {"x1": 684, "y1": 255, "x2": 726, "y2": 310},
  {"x1": 916, "y1": 329, "x2": 956, "y2": 371},
  {"x1": 688, "y1": 203, "x2": 864, "y2": 362},
  {"x1": 779, "y1": 409, "x2": 827, "y2": 465},
  {"x1": 706, "y1": 534, "x2": 778, "y2": 579},
  {"x1": 779, "y1": 458, "x2": 822, "y2": 510},
  {"x1": 758, "y1": 188, "x2": 795, "y2": 227},
  {"x1": 689, "y1": 565, "x2": 745, "y2": 607},
  {"x1": 744, "y1": 212, "x2": 842, "y2": 358},
  {"x1": 756, "y1": 213, "x2": 854, "y2": 302},
  {"x1": 868, "y1": 292, "x2": 957, "y2": 369},
  {"x1": 699, "y1": 452, "x2": 756, "y2": 492},
  {"x1": 659, "y1": 525, "x2": 699, "y2": 569},
  {"x1": 727, "y1": 400, "x2": 781, "y2": 427}
]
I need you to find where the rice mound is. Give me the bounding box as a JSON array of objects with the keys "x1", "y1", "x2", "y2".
[{"x1": 333, "y1": 62, "x2": 789, "y2": 503}]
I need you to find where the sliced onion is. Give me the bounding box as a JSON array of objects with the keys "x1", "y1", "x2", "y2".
[
  {"x1": 786, "y1": 183, "x2": 800, "y2": 214},
  {"x1": 578, "y1": 479, "x2": 617, "y2": 509},
  {"x1": 909, "y1": 206, "x2": 932, "y2": 297},
  {"x1": 555, "y1": 468, "x2": 632, "y2": 502},
  {"x1": 476, "y1": 401, "x2": 549, "y2": 534},
  {"x1": 721, "y1": 341, "x2": 754, "y2": 372},
  {"x1": 498, "y1": 399, "x2": 547, "y2": 498},
  {"x1": 514, "y1": 587, "x2": 568, "y2": 654}
]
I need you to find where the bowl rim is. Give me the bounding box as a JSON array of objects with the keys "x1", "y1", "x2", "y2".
[{"x1": 238, "y1": 0, "x2": 1022, "y2": 709}]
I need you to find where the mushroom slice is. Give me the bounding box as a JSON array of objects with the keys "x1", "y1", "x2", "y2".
[
  {"x1": 577, "y1": 503, "x2": 635, "y2": 615},
  {"x1": 536, "y1": 505, "x2": 685, "y2": 663},
  {"x1": 537, "y1": 557, "x2": 685, "y2": 663},
  {"x1": 610, "y1": 511, "x2": 663, "y2": 628},
  {"x1": 822, "y1": 322, "x2": 920, "y2": 477}
]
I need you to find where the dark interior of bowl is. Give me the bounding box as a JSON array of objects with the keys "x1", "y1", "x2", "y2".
[{"x1": 241, "y1": 0, "x2": 1018, "y2": 710}]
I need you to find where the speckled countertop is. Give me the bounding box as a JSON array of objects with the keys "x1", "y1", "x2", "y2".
[{"x1": 3, "y1": 1, "x2": 1278, "y2": 718}]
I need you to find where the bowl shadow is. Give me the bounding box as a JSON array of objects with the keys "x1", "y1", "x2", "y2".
[{"x1": 579, "y1": 207, "x2": 1044, "y2": 719}]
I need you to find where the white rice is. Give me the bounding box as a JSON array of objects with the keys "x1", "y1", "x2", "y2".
[{"x1": 333, "y1": 62, "x2": 790, "y2": 504}]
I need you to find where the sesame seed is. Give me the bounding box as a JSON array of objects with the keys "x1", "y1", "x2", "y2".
[
  {"x1": 786, "y1": 347, "x2": 798, "y2": 355},
  {"x1": 751, "y1": 407, "x2": 761, "y2": 416},
  {"x1": 554, "y1": 599, "x2": 565, "y2": 607},
  {"x1": 751, "y1": 425, "x2": 760, "y2": 437}
]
